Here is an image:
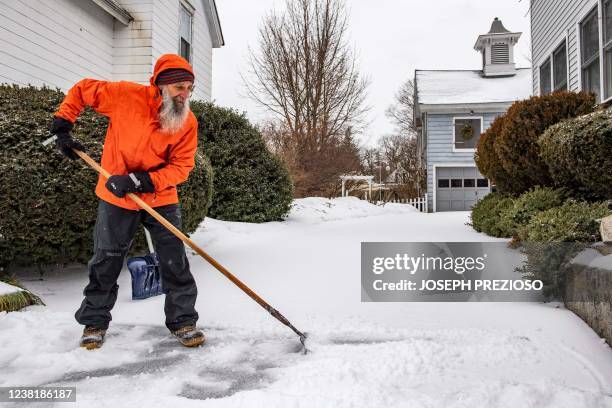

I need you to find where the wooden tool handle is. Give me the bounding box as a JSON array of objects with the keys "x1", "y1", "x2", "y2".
[{"x1": 74, "y1": 149, "x2": 304, "y2": 337}]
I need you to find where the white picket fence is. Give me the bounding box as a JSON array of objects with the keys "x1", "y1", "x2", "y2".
[{"x1": 377, "y1": 194, "x2": 428, "y2": 212}]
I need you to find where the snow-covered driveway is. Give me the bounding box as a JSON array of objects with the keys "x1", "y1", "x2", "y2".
[{"x1": 2, "y1": 198, "x2": 611, "y2": 407}]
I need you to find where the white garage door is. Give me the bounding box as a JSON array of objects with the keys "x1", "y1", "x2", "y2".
[{"x1": 436, "y1": 167, "x2": 490, "y2": 212}]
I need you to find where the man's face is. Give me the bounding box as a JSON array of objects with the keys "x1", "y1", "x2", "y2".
[
  {"x1": 164, "y1": 81, "x2": 194, "y2": 111},
  {"x1": 158, "y1": 81, "x2": 193, "y2": 133}
]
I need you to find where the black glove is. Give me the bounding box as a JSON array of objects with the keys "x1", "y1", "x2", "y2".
[
  {"x1": 50, "y1": 116, "x2": 86, "y2": 160},
  {"x1": 105, "y1": 172, "x2": 155, "y2": 198}
]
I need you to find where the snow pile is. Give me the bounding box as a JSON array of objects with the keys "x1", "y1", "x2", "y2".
[
  {"x1": 286, "y1": 196, "x2": 417, "y2": 224},
  {"x1": 0, "y1": 280, "x2": 24, "y2": 296}
]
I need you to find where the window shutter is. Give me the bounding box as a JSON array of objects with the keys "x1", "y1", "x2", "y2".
[{"x1": 491, "y1": 44, "x2": 510, "y2": 64}]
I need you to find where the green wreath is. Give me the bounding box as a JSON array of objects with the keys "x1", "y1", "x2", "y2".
[{"x1": 460, "y1": 123, "x2": 474, "y2": 140}]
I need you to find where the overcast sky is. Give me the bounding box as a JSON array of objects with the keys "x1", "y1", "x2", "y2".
[{"x1": 211, "y1": 0, "x2": 532, "y2": 147}]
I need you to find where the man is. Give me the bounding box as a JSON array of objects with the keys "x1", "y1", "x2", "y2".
[{"x1": 51, "y1": 54, "x2": 204, "y2": 349}]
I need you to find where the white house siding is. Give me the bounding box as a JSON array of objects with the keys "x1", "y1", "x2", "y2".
[
  {"x1": 0, "y1": 0, "x2": 215, "y2": 101},
  {"x1": 0, "y1": 0, "x2": 114, "y2": 90},
  {"x1": 114, "y1": 0, "x2": 154, "y2": 84},
  {"x1": 151, "y1": 0, "x2": 179, "y2": 73},
  {"x1": 531, "y1": 0, "x2": 597, "y2": 95},
  {"x1": 151, "y1": 0, "x2": 213, "y2": 101},
  {"x1": 191, "y1": 1, "x2": 213, "y2": 101},
  {"x1": 425, "y1": 112, "x2": 501, "y2": 211}
]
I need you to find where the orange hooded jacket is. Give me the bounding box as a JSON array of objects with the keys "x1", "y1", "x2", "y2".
[{"x1": 55, "y1": 54, "x2": 198, "y2": 210}]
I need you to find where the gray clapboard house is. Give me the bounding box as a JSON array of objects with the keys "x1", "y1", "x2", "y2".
[
  {"x1": 0, "y1": 0, "x2": 224, "y2": 102},
  {"x1": 532, "y1": 0, "x2": 612, "y2": 103},
  {"x1": 414, "y1": 18, "x2": 532, "y2": 212}
]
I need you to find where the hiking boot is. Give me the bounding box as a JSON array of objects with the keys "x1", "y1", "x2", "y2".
[
  {"x1": 80, "y1": 326, "x2": 106, "y2": 350},
  {"x1": 171, "y1": 325, "x2": 205, "y2": 347}
]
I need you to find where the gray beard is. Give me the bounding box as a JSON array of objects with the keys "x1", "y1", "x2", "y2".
[{"x1": 159, "y1": 89, "x2": 190, "y2": 133}]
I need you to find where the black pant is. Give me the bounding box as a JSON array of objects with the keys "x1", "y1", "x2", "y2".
[{"x1": 75, "y1": 200, "x2": 199, "y2": 331}]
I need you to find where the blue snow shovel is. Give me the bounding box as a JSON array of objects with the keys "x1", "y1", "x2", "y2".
[{"x1": 128, "y1": 227, "x2": 163, "y2": 300}]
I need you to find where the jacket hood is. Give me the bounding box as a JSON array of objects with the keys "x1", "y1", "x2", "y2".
[{"x1": 150, "y1": 54, "x2": 195, "y2": 86}]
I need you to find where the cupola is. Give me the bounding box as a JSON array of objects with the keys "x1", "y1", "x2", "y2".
[{"x1": 474, "y1": 18, "x2": 522, "y2": 77}]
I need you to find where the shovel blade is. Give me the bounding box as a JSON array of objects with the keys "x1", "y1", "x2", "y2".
[{"x1": 127, "y1": 253, "x2": 163, "y2": 300}]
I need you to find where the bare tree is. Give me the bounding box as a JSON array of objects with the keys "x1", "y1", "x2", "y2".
[
  {"x1": 245, "y1": 0, "x2": 369, "y2": 196},
  {"x1": 261, "y1": 119, "x2": 363, "y2": 197},
  {"x1": 385, "y1": 79, "x2": 417, "y2": 137},
  {"x1": 379, "y1": 133, "x2": 403, "y2": 167},
  {"x1": 378, "y1": 133, "x2": 426, "y2": 197},
  {"x1": 259, "y1": 120, "x2": 291, "y2": 156},
  {"x1": 360, "y1": 146, "x2": 379, "y2": 177},
  {"x1": 382, "y1": 78, "x2": 426, "y2": 197}
]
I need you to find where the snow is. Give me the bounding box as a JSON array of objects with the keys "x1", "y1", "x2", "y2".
[
  {"x1": 0, "y1": 280, "x2": 23, "y2": 296},
  {"x1": 1, "y1": 197, "x2": 611, "y2": 407},
  {"x1": 415, "y1": 68, "x2": 532, "y2": 105},
  {"x1": 591, "y1": 254, "x2": 612, "y2": 270},
  {"x1": 285, "y1": 196, "x2": 417, "y2": 224},
  {"x1": 571, "y1": 248, "x2": 612, "y2": 271}
]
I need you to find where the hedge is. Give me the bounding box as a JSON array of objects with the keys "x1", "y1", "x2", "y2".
[
  {"x1": 191, "y1": 101, "x2": 293, "y2": 222},
  {"x1": 498, "y1": 187, "x2": 566, "y2": 240},
  {"x1": 0, "y1": 275, "x2": 44, "y2": 312},
  {"x1": 517, "y1": 200, "x2": 608, "y2": 300},
  {"x1": 520, "y1": 200, "x2": 608, "y2": 243},
  {"x1": 517, "y1": 242, "x2": 582, "y2": 301},
  {"x1": 469, "y1": 192, "x2": 515, "y2": 238},
  {"x1": 474, "y1": 115, "x2": 521, "y2": 193},
  {"x1": 478, "y1": 92, "x2": 596, "y2": 195},
  {"x1": 0, "y1": 84, "x2": 212, "y2": 267},
  {"x1": 177, "y1": 151, "x2": 214, "y2": 233},
  {"x1": 539, "y1": 110, "x2": 612, "y2": 201}
]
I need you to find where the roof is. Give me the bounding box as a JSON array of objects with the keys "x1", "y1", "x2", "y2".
[
  {"x1": 414, "y1": 68, "x2": 532, "y2": 106},
  {"x1": 488, "y1": 17, "x2": 510, "y2": 34},
  {"x1": 206, "y1": 0, "x2": 225, "y2": 48},
  {"x1": 92, "y1": 0, "x2": 133, "y2": 25},
  {"x1": 474, "y1": 17, "x2": 521, "y2": 51}
]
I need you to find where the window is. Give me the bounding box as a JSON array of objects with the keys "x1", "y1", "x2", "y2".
[
  {"x1": 581, "y1": 8, "x2": 600, "y2": 101},
  {"x1": 451, "y1": 179, "x2": 463, "y2": 188},
  {"x1": 463, "y1": 179, "x2": 475, "y2": 188},
  {"x1": 542, "y1": 40, "x2": 567, "y2": 95},
  {"x1": 553, "y1": 41, "x2": 568, "y2": 91},
  {"x1": 477, "y1": 179, "x2": 489, "y2": 188},
  {"x1": 540, "y1": 59, "x2": 552, "y2": 95},
  {"x1": 603, "y1": 0, "x2": 612, "y2": 99},
  {"x1": 438, "y1": 179, "x2": 450, "y2": 188},
  {"x1": 179, "y1": 4, "x2": 193, "y2": 62},
  {"x1": 453, "y1": 118, "x2": 482, "y2": 150}
]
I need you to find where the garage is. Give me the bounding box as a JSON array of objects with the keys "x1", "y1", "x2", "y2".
[{"x1": 435, "y1": 167, "x2": 490, "y2": 211}]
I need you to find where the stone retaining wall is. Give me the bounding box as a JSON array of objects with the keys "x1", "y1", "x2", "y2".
[{"x1": 565, "y1": 245, "x2": 612, "y2": 346}]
